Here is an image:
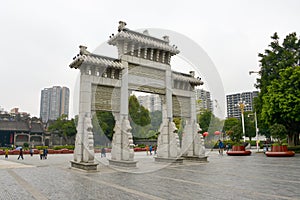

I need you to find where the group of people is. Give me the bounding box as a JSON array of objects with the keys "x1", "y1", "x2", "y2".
[
  {"x1": 145, "y1": 145, "x2": 156, "y2": 155},
  {"x1": 40, "y1": 149, "x2": 48, "y2": 160},
  {"x1": 218, "y1": 140, "x2": 232, "y2": 156},
  {"x1": 4, "y1": 147, "x2": 42, "y2": 160}
]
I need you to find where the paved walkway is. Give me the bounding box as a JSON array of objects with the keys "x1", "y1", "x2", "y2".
[{"x1": 0, "y1": 151, "x2": 299, "y2": 200}]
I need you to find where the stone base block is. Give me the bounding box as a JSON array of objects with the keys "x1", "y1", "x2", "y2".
[
  {"x1": 108, "y1": 159, "x2": 137, "y2": 168},
  {"x1": 154, "y1": 157, "x2": 183, "y2": 164},
  {"x1": 182, "y1": 156, "x2": 208, "y2": 162},
  {"x1": 70, "y1": 161, "x2": 98, "y2": 171}
]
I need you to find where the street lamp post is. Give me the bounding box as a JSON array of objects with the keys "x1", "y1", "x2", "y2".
[
  {"x1": 249, "y1": 70, "x2": 260, "y2": 151},
  {"x1": 254, "y1": 111, "x2": 259, "y2": 152},
  {"x1": 236, "y1": 99, "x2": 248, "y2": 142},
  {"x1": 248, "y1": 112, "x2": 259, "y2": 152}
]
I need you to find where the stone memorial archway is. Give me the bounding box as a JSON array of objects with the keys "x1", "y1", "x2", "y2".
[{"x1": 69, "y1": 22, "x2": 206, "y2": 170}]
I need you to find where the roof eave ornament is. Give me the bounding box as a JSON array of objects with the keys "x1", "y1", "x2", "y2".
[
  {"x1": 163, "y1": 35, "x2": 170, "y2": 43},
  {"x1": 118, "y1": 21, "x2": 127, "y2": 32},
  {"x1": 79, "y1": 45, "x2": 90, "y2": 55}
]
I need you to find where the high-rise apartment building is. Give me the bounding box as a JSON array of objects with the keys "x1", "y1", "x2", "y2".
[
  {"x1": 195, "y1": 89, "x2": 213, "y2": 113},
  {"x1": 226, "y1": 91, "x2": 258, "y2": 118},
  {"x1": 40, "y1": 86, "x2": 70, "y2": 123},
  {"x1": 137, "y1": 94, "x2": 162, "y2": 112}
]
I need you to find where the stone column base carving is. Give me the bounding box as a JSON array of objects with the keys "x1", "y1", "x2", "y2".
[
  {"x1": 182, "y1": 122, "x2": 206, "y2": 158},
  {"x1": 157, "y1": 121, "x2": 181, "y2": 159},
  {"x1": 110, "y1": 117, "x2": 136, "y2": 166},
  {"x1": 73, "y1": 115, "x2": 95, "y2": 163}
]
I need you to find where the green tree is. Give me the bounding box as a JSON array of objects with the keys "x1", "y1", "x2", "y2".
[
  {"x1": 93, "y1": 111, "x2": 115, "y2": 140},
  {"x1": 223, "y1": 117, "x2": 243, "y2": 142},
  {"x1": 197, "y1": 110, "x2": 213, "y2": 133},
  {"x1": 231, "y1": 124, "x2": 243, "y2": 143},
  {"x1": 269, "y1": 123, "x2": 287, "y2": 144},
  {"x1": 244, "y1": 111, "x2": 256, "y2": 141},
  {"x1": 223, "y1": 118, "x2": 239, "y2": 133},
  {"x1": 198, "y1": 110, "x2": 224, "y2": 138},
  {"x1": 129, "y1": 95, "x2": 151, "y2": 139},
  {"x1": 256, "y1": 32, "x2": 300, "y2": 146},
  {"x1": 173, "y1": 117, "x2": 184, "y2": 142},
  {"x1": 48, "y1": 114, "x2": 77, "y2": 143},
  {"x1": 149, "y1": 110, "x2": 162, "y2": 131},
  {"x1": 261, "y1": 66, "x2": 300, "y2": 145}
]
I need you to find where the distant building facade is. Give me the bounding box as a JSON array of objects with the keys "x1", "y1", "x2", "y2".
[
  {"x1": 137, "y1": 94, "x2": 162, "y2": 112},
  {"x1": 226, "y1": 91, "x2": 258, "y2": 118},
  {"x1": 195, "y1": 89, "x2": 213, "y2": 113},
  {"x1": 0, "y1": 111, "x2": 44, "y2": 147},
  {"x1": 40, "y1": 86, "x2": 70, "y2": 123}
]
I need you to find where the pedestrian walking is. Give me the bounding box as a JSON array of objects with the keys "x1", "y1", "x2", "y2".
[
  {"x1": 17, "y1": 148, "x2": 24, "y2": 160},
  {"x1": 149, "y1": 145, "x2": 153, "y2": 155},
  {"x1": 43, "y1": 148, "x2": 48, "y2": 159},
  {"x1": 101, "y1": 147, "x2": 106, "y2": 157},
  {"x1": 218, "y1": 140, "x2": 224, "y2": 156},
  {"x1": 40, "y1": 149, "x2": 44, "y2": 160},
  {"x1": 226, "y1": 143, "x2": 231, "y2": 152},
  {"x1": 5, "y1": 149, "x2": 9, "y2": 159},
  {"x1": 145, "y1": 145, "x2": 149, "y2": 155},
  {"x1": 29, "y1": 148, "x2": 33, "y2": 156}
]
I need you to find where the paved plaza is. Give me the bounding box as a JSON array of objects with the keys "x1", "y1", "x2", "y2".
[{"x1": 0, "y1": 151, "x2": 299, "y2": 200}]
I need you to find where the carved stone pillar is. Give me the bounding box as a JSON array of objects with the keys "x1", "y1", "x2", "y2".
[
  {"x1": 71, "y1": 65, "x2": 98, "y2": 170},
  {"x1": 123, "y1": 42, "x2": 128, "y2": 55},
  {"x1": 130, "y1": 43, "x2": 135, "y2": 56},
  {"x1": 109, "y1": 61, "x2": 137, "y2": 167},
  {"x1": 156, "y1": 50, "x2": 160, "y2": 62},
  {"x1": 111, "y1": 68, "x2": 115, "y2": 79},
  {"x1": 161, "y1": 52, "x2": 165, "y2": 63},
  {"x1": 150, "y1": 49, "x2": 154, "y2": 60},
  {"x1": 137, "y1": 46, "x2": 141, "y2": 57},
  {"x1": 144, "y1": 48, "x2": 148, "y2": 59},
  {"x1": 155, "y1": 67, "x2": 182, "y2": 163},
  {"x1": 181, "y1": 91, "x2": 207, "y2": 161}
]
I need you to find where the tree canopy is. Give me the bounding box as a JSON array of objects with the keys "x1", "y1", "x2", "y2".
[
  {"x1": 256, "y1": 32, "x2": 300, "y2": 146},
  {"x1": 93, "y1": 111, "x2": 115, "y2": 141},
  {"x1": 198, "y1": 110, "x2": 223, "y2": 138},
  {"x1": 48, "y1": 114, "x2": 77, "y2": 142}
]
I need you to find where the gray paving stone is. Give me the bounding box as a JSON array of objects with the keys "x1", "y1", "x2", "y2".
[{"x1": 0, "y1": 151, "x2": 299, "y2": 200}]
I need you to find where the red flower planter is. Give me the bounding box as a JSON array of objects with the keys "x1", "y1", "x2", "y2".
[
  {"x1": 265, "y1": 145, "x2": 295, "y2": 157},
  {"x1": 271, "y1": 145, "x2": 288, "y2": 152},
  {"x1": 232, "y1": 146, "x2": 245, "y2": 151},
  {"x1": 227, "y1": 145, "x2": 251, "y2": 156}
]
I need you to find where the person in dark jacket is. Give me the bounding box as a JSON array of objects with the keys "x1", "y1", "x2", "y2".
[{"x1": 17, "y1": 148, "x2": 24, "y2": 160}]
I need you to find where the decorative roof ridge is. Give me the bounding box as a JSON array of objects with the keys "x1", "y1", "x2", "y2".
[
  {"x1": 125, "y1": 29, "x2": 169, "y2": 44},
  {"x1": 108, "y1": 21, "x2": 179, "y2": 54},
  {"x1": 172, "y1": 70, "x2": 193, "y2": 77},
  {"x1": 88, "y1": 53, "x2": 120, "y2": 63},
  {"x1": 172, "y1": 70, "x2": 203, "y2": 85}
]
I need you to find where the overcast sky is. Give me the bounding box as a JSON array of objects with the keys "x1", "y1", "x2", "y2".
[{"x1": 0, "y1": 0, "x2": 299, "y2": 119}]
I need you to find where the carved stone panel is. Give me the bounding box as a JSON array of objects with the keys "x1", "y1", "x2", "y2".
[
  {"x1": 91, "y1": 85, "x2": 121, "y2": 112},
  {"x1": 172, "y1": 95, "x2": 191, "y2": 118},
  {"x1": 128, "y1": 64, "x2": 165, "y2": 81}
]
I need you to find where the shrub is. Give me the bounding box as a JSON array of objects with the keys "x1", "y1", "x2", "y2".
[
  {"x1": 137, "y1": 144, "x2": 145, "y2": 148},
  {"x1": 35, "y1": 146, "x2": 48, "y2": 150},
  {"x1": 23, "y1": 143, "x2": 29, "y2": 148},
  {"x1": 53, "y1": 145, "x2": 75, "y2": 150},
  {"x1": 248, "y1": 140, "x2": 257, "y2": 146},
  {"x1": 287, "y1": 146, "x2": 300, "y2": 153}
]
